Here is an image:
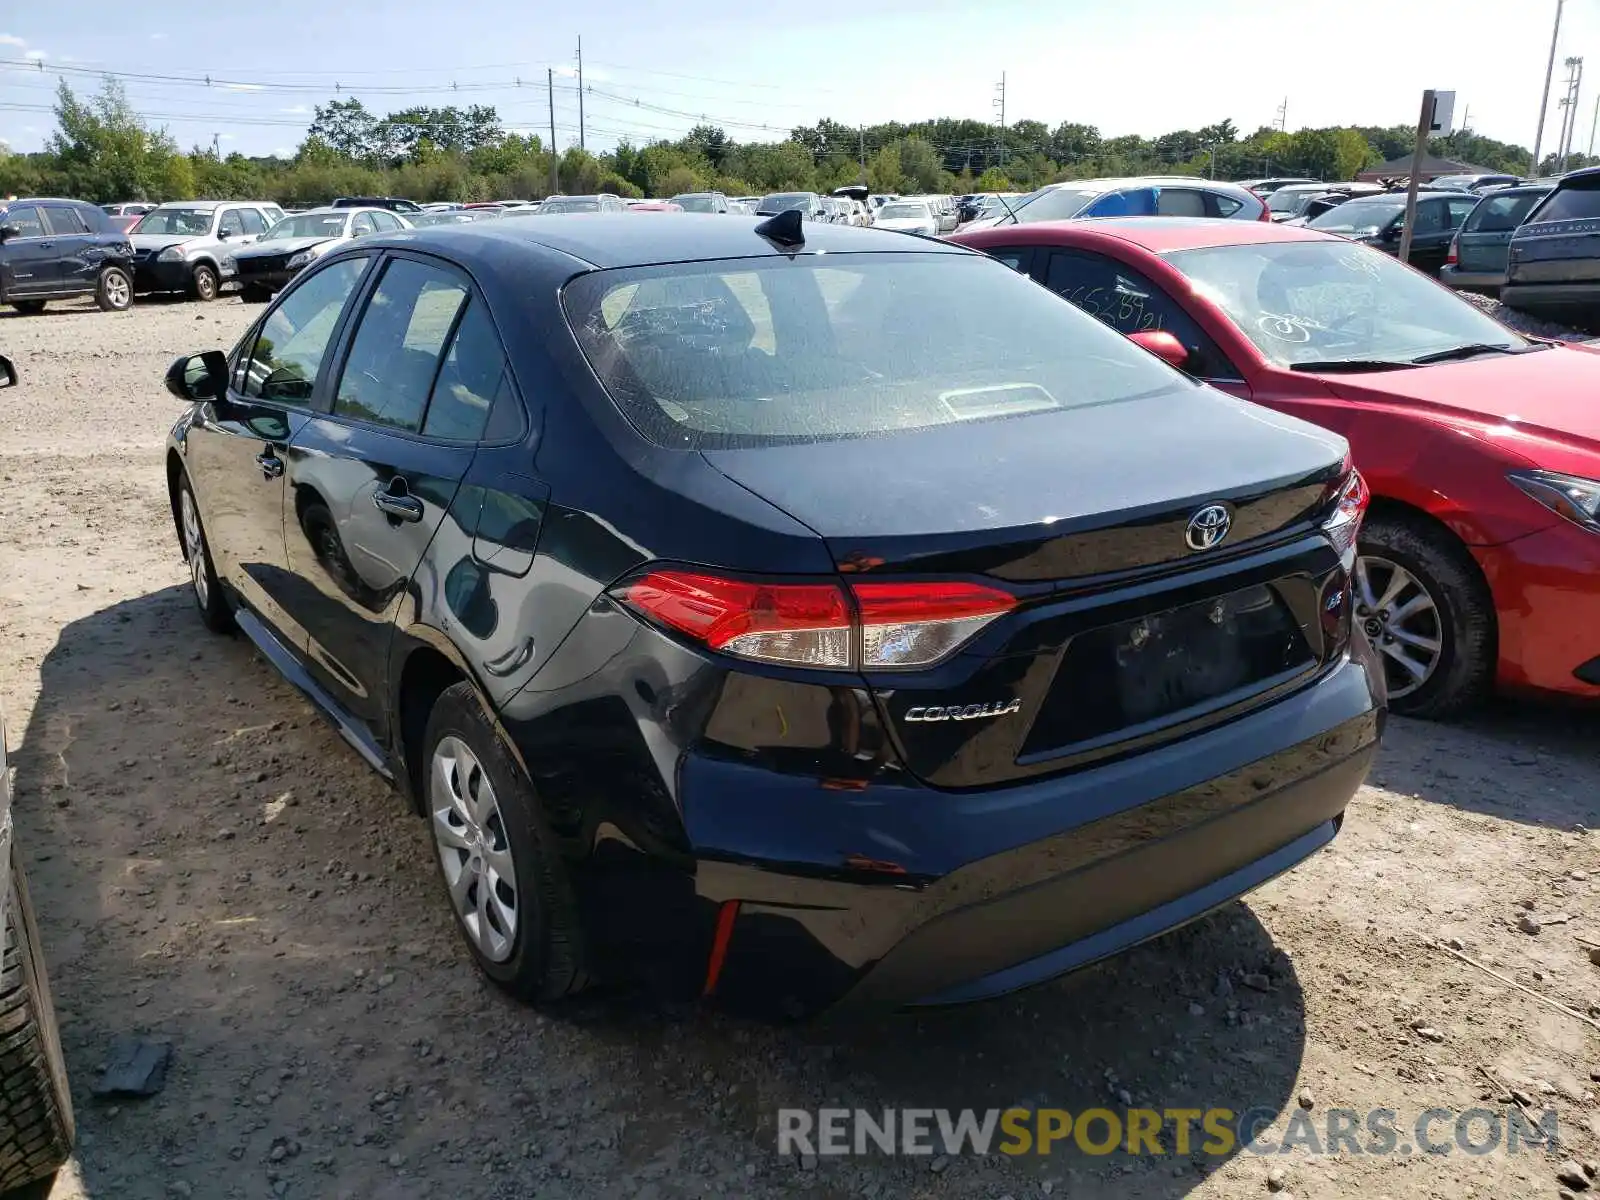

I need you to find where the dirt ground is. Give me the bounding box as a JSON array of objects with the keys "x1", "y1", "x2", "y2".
[{"x1": 0, "y1": 294, "x2": 1597, "y2": 1200}]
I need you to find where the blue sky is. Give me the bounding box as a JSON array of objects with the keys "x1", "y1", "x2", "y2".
[{"x1": 2, "y1": 0, "x2": 1597, "y2": 160}]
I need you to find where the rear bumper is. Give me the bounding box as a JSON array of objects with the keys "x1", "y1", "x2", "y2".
[
  {"x1": 1472, "y1": 521, "x2": 1600, "y2": 699},
  {"x1": 622, "y1": 639, "x2": 1384, "y2": 1015},
  {"x1": 1501, "y1": 281, "x2": 1600, "y2": 317},
  {"x1": 1439, "y1": 265, "x2": 1506, "y2": 291}
]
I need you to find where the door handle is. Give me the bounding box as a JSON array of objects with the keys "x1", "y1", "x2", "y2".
[
  {"x1": 374, "y1": 486, "x2": 424, "y2": 522},
  {"x1": 255, "y1": 451, "x2": 284, "y2": 479}
]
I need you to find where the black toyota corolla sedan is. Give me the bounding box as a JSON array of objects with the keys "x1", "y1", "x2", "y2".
[{"x1": 162, "y1": 214, "x2": 1385, "y2": 1016}]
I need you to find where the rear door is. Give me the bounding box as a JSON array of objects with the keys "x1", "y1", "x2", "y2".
[
  {"x1": 278, "y1": 252, "x2": 484, "y2": 739},
  {"x1": 1405, "y1": 198, "x2": 1452, "y2": 274},
  {"x1": 0, "y1": 206, "x2": 55, "y2": 297},
  {"x1": 1508, "y1": 176, "x2": 1600, "y2": 286}
]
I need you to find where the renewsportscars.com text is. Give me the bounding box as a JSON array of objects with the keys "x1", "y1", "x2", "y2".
[{"x1": 777, "y1": 1106, "x2": 1559, "y2": 1159}]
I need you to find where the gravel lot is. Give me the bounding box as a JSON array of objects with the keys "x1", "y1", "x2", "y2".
[{"x1": 0, "y1": 295, "x2": 1598, "y2": 1200}]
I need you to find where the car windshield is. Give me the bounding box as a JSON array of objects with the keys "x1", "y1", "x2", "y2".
[
  {"x1": 1166, "y1": 240, "x2": 1525, "y2": 368},
  {"x1": 562, "y1": 251, "x2": 1189, "y2": 450},
  {"x1": 262, "y1": 213, "x2": 349, "y2": 240},
  {"x1": 1267, "y1": 188, "x2": 1319, "y2": 213},
  {"x1": 758, "y1": 193, "x2": 812, "y2": 213},
  {"x1": 673, "y1": 195, "x2": 718, "y2": 213},
  {"x1": 133, "y1": 208, "x2": 214, "y2": 236},
  {"x1": 878, "y1": 202, "x2": 932, "y2": 219},
  {"x1": 539, "y1": 198, "x2": 601, "y2": 214},
  {"x1": 993, "y1": 187, "x2": 1101, "y2": 223},
  {"x1": 1307, "y1": 198, "x2": 1407, "y2": 236}
]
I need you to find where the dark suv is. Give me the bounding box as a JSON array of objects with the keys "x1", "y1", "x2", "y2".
[
  {"x1": 0, "y1": 198, "x2": 134, "y2": 314},
  {"x1": 161, "y1": 217, "x2": 1383, "y2": 1016},
  {"x1": 1502, "y1": 167, "x2": 1600, "y2": 327}
]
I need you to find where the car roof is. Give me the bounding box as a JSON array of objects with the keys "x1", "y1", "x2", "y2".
[
  {"x1": 1, "y1": 197, "x2": 91, "y2": 206},
  {"x1": 962, "y1": 216, "x2": 1346, "y2": 253},
  {"x1": 378, "y1": 213, "x2": 973, "y2": 270},
  {"x1": 149, "y1": 199, "x2": 271, "y2": 209}
]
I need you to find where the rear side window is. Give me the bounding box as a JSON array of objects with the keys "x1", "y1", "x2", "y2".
[
  {"x1": 562, "y1": 252, "x2": 1189, "y2": 450},
  {"x1": 421, "y1": 300, "x2": 520, "y2": 442},
  {"x1": 0, "y1": 206, "x2": 45, "y2": 237},
  {"x1": 1156, "y1": 189, "x2": 1208, "y2": 217},
  {"x1": 1208, "y1": 193, "x2": 1245, "y2": 218},
  {"x1": 239, "y1": 208, "x2": 267, "y2": 235},
  {"x1": 1445, "y1": 197, "x2": 1478, "y2": 228},
  {"x1": 1465, "y1": 192, "x2": 1546, "y2": 232},
  {"x1": 41, "y1": 206, "x2": 88, "y2": 235},
  {"x1": 1530, "y1": 183, "x2": 1600, "y2": 223},
  {"x1": 334, "y1": 259, "x2": 468, "y2": 432}
]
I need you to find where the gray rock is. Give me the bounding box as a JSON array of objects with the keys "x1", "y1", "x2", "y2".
[
  {"x1": 168, "y1": 1183, "x2": 193, "y2": 1199},
  {"x1": 91, "y1": 1037, "x2": 172, "y2": 1097},
  {"x1": 1267, "y1": 1165, "x2": 1289, "y2": 1191},
  {"x1": 1555, "y1": 1160, "x2": 1590, "y2": 1190},
  {"x1": 1297, "y1": 1090, "x2": 1314, "y2": 1110},
  {"x1": 930, "y1": 1156, "x2": 949, "y2": 1173},
  {"x1": 1518, "y1": 915, "x2": 1542, "y2": 935}
]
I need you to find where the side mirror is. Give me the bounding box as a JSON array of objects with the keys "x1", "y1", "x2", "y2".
[
  {"x1": 165, "y1": 350, "x2": 229, "y2": 402},
  {"x1": 1127, "y1": 329, "x2": 1191, "y2": 371},
  {"x1": 217, "y1": 229, "x2": 231, "y2": 240},
  {"x1": 0, "y1": 354, "x2": 15, "y2": 389},
  {"x1": 0, "y1": 225, "x2": 16, "y2": 244}
]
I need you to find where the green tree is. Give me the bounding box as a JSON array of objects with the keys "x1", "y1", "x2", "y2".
[
  {"x1": 308, "y1": 99, "x2": 377, "y2": 160},
  {"x1": 895, "y1": 138, "x2": 943, "y2": 192},
  {"x1": 973, "y1": 167, "x2": 1015, "y2": 191}
]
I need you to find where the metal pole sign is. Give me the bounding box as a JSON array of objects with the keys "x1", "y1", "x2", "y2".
[{"x1": 1398, "y1": 90, "x2": 1440, "y2": 267}]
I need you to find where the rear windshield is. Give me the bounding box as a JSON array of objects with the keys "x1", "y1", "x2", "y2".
[
  {"x1": 1529, "y1": 182, "x2": 1600, "y2": 223},
  {"x1": 1463, "y1": 190, "x2": 1548, "y2": 232},
  {"x1": 562, "y1": 252, "x2": 1187, "y2": 450}
]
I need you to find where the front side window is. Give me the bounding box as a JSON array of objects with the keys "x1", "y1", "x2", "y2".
[
  {"x1": 1044, "y1": 250, "x2": 1232, "y2": 376},
  {"x1": 563, "y1": 251, "x2": 1193, "y2": 450},
  {"x1": 1445, "y1": 197, "x2": 1479, "y2": 228},
  {"x1": 241, "y1": 257, "x2": 369, "y2": 403},
  {"x1": 334, "y1": 259, "x2": 468, "y2": 432},
  {"x1": 1167, "y1": 240, "x2": 1526, "y2": 368},
  {"x1": 0, "y1": 206, "x2": 45, "y2": 238},
  {"x1": 219, "y1": 210, "x2": 246, "y2": 239},
  {"x1": 1412, "y1": 200, "x2": 1446, "y2": 234},
  {"x1": 41, "y1": 206, "x2": 87, "y2": 235},
  {"x1": 352, "y1": 213, "x2": 378, "y2": 237}
]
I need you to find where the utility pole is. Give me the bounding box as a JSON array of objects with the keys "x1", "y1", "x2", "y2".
[
  {"x1": 1558, "y1": 56, "x2": 1583, "y2": 172},
  {"x1": 859, "y1": 125, "x2": 866, "y2": 184},
  {"x1": 576, "y1": 36, "x2": 585, "y2": 152},
  {"x1": 1589, "y1": 91, "x2": 1600, "y2": 158},
  {"x1": 1532, "y1": 0, "x2": 1565, "y2": 175},
  {"x1": 547, "y1": 69, "x2": 559, "y2": 196},
  {"x1": 211, "y1": 132, "x2": 221, "y2": 157},
  {"x1": 1274, "y1": 97, "x2": 1288, "y2": 132},
  {"x1": 1460, "y1": 104, "x2": 1471, "y2": 135},
  {"x1": 1398, "y1": 89, "x2": 1436, "y2": 269},
  {"x1": 993, "y1": 72, "x2": 1006, "y2": 170}
]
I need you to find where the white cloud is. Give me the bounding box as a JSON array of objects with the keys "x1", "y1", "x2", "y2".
[
  {"x1": 220, "y1": 82, "x2": 263, "y2": 92},
  {"x1": 0, "y1": 34, "x2": 25, "y2": 47},
  {"x1": 23, "y1": 49, "x2": 45, "y2": 60},
  {"x1": 280, "y1": 104, "x2": 310, "y2": 115},
  {"x1": 149, "y1": 32, "x2": 167, "y2": 40},
  {"x1": 273, "y1": 146, "x2": 291, "y2": 157}
]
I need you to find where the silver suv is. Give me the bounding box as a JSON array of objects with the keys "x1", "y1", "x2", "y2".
[{"x1": 129, "y1": 200, "x2": 285, "y2": 301}]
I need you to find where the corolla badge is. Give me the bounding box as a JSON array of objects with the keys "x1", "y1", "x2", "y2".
[
  {"x1": 1185, "y1": 503, "x2": 1232, "y2": 551},
  {"x1": 905, "y1": 700, "x2": 1023, "y2": 723}
]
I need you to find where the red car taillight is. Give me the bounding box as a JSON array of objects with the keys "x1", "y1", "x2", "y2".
[
  {"x1": 1257, "y1": 202, "x2": 1273, "y2": 222},
  {"x1": 1322, "y1": 464, "x2": 1370, "y2": 561},
  {"x1": 614, "y1": 570, "x2": 1016, "y2": 670},
  {"x1": 1445, "y1": 235, "x2": 1458, "y2": 266}
]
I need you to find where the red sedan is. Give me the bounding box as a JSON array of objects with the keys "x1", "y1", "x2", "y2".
[{"x1": 952, "y1": 217, "x2": 1600, "y2": 717}]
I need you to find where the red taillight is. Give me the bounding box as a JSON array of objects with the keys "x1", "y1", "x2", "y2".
[
  {"x1": 1445, "y1": 236, "x2": 1458, "y2": 266},
  {"x1": 1322, "y1": 467, "x2": 1370, "y2": 561},
  {"x1": 1257, "y1": 203, "x2": 1273, "y2": 222},
  {"x1": 613, "y1": 571, "x2": 1016, "y2": 670}
]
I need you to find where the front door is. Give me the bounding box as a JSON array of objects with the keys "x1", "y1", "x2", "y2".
[
  {"x1": 39, "y1": 205, "x2": 96, "y2": 296},
  {"x1": 0, "y1": 206, "x2": 56, "y2": 297},
  {"x1": 280, "y1": 254, "x2": 487, "y2": 739},
  {"x1": 187, "y1": 254, "x2": 375, "y2": 643}
]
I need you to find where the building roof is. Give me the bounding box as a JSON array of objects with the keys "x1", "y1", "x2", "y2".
[{"x1": 1355, "y1": 154, "x2": 1498, "y2": 180}]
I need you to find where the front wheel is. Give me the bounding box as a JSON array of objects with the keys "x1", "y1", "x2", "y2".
[
  {"x1": 94, "y1": 267, "x2": 132, "y2": 312},
  {"x1": 422, "y1": 683, "x2": 589, "y2": 1004},
  {"x1": 178, "y1": 474, "x2": 233, "y2": 634},
  {"x1": 0, "y1": 856, "x2": 75, "y2": 1195},
  {"x1": 240, "y1": 285, "x2": 272, "y2": 304},
  {"x1": 189, "y1": 263, "x2": 218, "y2": 302},
  {"x1": 1355, "y1": 513, "x2": 1495, "y2": 718}
]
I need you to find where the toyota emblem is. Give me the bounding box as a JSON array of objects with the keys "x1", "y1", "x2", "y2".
[{"x1": 1185, "y1": 504, "x2": 1231, "y2": 551}]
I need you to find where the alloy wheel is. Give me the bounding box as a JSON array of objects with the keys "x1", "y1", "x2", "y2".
[
  {"x1": 180, "y1": 488, "x2": 208, "y2": 608},
  {"x1": 1354, "y1": 554, "x2": 1442, "y2": 700},
  {"x1": 103, "y1": 272, "x2": 130, "y2": 309},
  {"x1": 430, "y1": 735, "x2": 519, "y2": 962}
]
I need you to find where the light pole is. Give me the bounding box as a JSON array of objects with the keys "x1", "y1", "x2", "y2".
[{"x1": 1532, "y1": 0, "x2": 1565, "y2": 175}]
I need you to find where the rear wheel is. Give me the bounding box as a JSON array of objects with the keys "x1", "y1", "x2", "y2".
[
  {"x1": 94, "y1": 267, "x2": 132, "y2": 312},
  {"x1": 422, "y1": 683, "x2": 589, "y2": 1004},
  {"x1": 189, "y1": 263, "x2": 218, "y2": 302},
  {"x1": 1356, "y1": 512, "x2": 1495, "y2": 719},
  {"x1": 178, "y1": 474, "x2": 233, "y2": 634},
  {"x1": 0, "y1": 856, "x2": 75, "y2": 1195},
  {"x1": 8, "y1": 301, "x2": 45, "y2": 316}
]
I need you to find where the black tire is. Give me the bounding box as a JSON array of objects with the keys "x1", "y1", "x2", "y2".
[
  {"x1": 94, "y1": 267, "x2": 132, "y2": 313},
  {"x1": 421, "y1": 682, "x2": 589, "y2": 1004},
  {"x1": 8, "y1": 301, "x2": 45, "y2": 317},
  {"x1": 177, "y1": 473, "x2": 233, "y2": 635},
  {"x1": 1357, "y1": 511, "x2": 1495, "y2": 719},
  {"x1": 0, "y1": 856, "x2": 75, "y2": 1195},
  {"x1": 240, "y1": 285, "x2": 272, "y2": 304},
  {"x1": 189, "y1": 263, "x2": 218, "y2": 303}
]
